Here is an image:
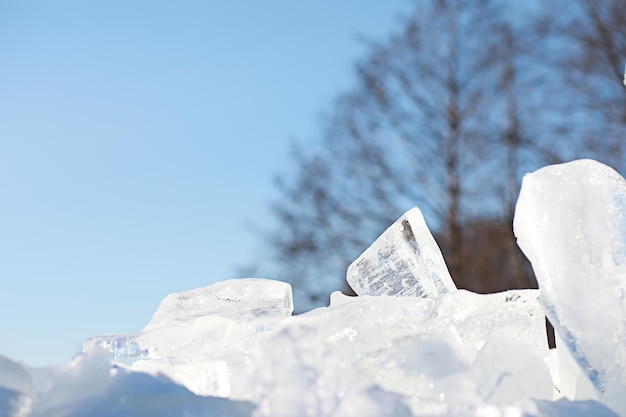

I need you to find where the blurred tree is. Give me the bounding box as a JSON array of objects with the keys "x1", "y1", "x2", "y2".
[
  {"x1": 544, "y1": 0, "x2": 626, "y2": 171},
  {"x1": 253, "y1": 0, "x2": 606, "y2": 311}
]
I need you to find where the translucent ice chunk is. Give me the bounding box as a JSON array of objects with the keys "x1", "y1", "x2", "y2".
[
  {"x1": 145, "y1": 278, "x2": 294, "y2": 332},
  {"x1": 31, "y1": 347, "x2": 112, "y2": 416},
  {"x1": 84, "y1": 334, "x2": 148, "y2": 363},
  {"x1": 0, "y1": 356, "x2": 33, "y2": 417},
  {"x1": 331, "y1": 384, "x2": 414, "y2": 417},
  {"x1": 27, "y1": 347, "x2": 254, "y2": 417},
  {"x1": 131, "y1": 358, "x2": 230, "y2": 397},
  {"x1": 514, "y1": 159, "x2": 626, "y2": 413},
  {"x1": 472, "y1": 326, "x2": 553, "y2": 404},
  {"x1": 346, "y1": 207, "x2": 456, "y2": 297},
  {"x1": 0, "y1": 356, "x2": 34, "y2": 399},
  {"x1": 554, "y1": 333, "x2": 596, "y2": 401},
  {"x1": 435, "y1": 289, "x2": 549, "y2": 362},
  {"x1": 87, "y1": 279, "x2": 293, "y2": 400},
  {"x1": 533, "y1": 398, "x2": 620, "y2": 417}
]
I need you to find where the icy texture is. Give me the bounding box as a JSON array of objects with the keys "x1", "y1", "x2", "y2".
[
  {"x1": 145, "y1": 278, "x2": 293, "y2": 331},
  {"x1": 252, "y1": 289, "x2": 553, "y2": 417},
  {"x1": 86, "y1": 278, "x2": 293, "y2": 399},
  {"x1": 1, "y1": 279, "x2": 621, "y2": 416},
  {"x1": 554, "y1": 333, "x2": 597, "y2": 401},
  {"x1": 0, "y1": 356, "x2": 33, "y2": 417},
  {"x1": 20, "y1": 348, "x2": 254, "y2": 417},
  {"x1": 514, "y1": 159, "x2": 626, "y2": 414},
  {"x1": 7, "y1": 158, "x2": 626, "y2": 416},
  {"x1": 347, "y1": 207, "x2": 456, "y2": 297},
  {"x1": 533, "y1": 399, "x2": 619, "y2": 417}
]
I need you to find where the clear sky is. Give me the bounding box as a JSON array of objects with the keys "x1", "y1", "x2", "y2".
[{"x1": 0, "y1": 1, "x2": 409, "y2": 366}]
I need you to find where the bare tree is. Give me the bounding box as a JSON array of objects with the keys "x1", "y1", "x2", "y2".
[
  {"x1": 255, "y1": 1, "x2": 572, "y2": 311},
  {"x1": 541, "y1": 0, "x2": 626, "y2": 170}
]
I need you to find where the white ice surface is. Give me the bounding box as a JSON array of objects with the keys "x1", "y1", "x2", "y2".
[
  {"x1": 514, "y1": 159, "x2": 626, "y2": 414},
  {"x1": 252, "y1": 289, "x2": 554, "y2": 417},
  {"x1": 85, "y1": 278, "x2": 293, "y2": 399},
  {"x1": 347, "y1": 207, "x2": 456, "y2": 297},
  {"x1": 3, "y1": 160, "x2": 626, "y2": 416},
  {"x1": 2, "y1": 281, "x2": 619, "y2": 416},
  {"x1": 144, "y1": 278, "x2": 293, "y2": 332}
]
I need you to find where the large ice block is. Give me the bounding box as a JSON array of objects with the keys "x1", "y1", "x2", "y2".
[
  {"x1": 346, "y1": 207, "x2": 456, "y2": 297},
  {"x1": 87, "y1": 279, "x2": 294, "y2": 400},
  {"x1": 144, "y1": 278, "x2": 294, "y2": 332},
  {"x1": 514, "y1": 159, "x2": 626, "y2": 414}
]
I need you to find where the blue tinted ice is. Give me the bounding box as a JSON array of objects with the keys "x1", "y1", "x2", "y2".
[{"x1": 514, "y1": 159, "x2": 626, "y2": 414}]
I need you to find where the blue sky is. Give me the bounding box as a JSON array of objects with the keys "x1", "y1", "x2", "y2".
[{"x1": 0, "y1": 1, "x2": 409, "y2": 366}]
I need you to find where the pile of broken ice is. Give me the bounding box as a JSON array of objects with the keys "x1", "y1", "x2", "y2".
[{"x1": 3, "y1": 159, "x2": 626, "y2": 417}]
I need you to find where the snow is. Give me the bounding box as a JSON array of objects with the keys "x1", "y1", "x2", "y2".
[{"x1": 2, "y1": 159, "x2": 625, "y2": 416}]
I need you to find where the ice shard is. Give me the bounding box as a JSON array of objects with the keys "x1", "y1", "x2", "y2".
[
  {"x1": 87, "y1": 279, "x2": 294, "y2": 399},
  {"x1": 346, "y1": 207, "x2": 456, "y2": 297},
  {"x1": 145, "y1": 278, "x2": 294, "y2": 332},
  {"x1": 514, "y1": 159, "x2": 626, "y2": 414}
]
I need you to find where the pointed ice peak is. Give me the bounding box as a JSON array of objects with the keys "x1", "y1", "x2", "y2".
[{"x1": 346, "y1": 207, "x2": 456, "y2": 297}]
